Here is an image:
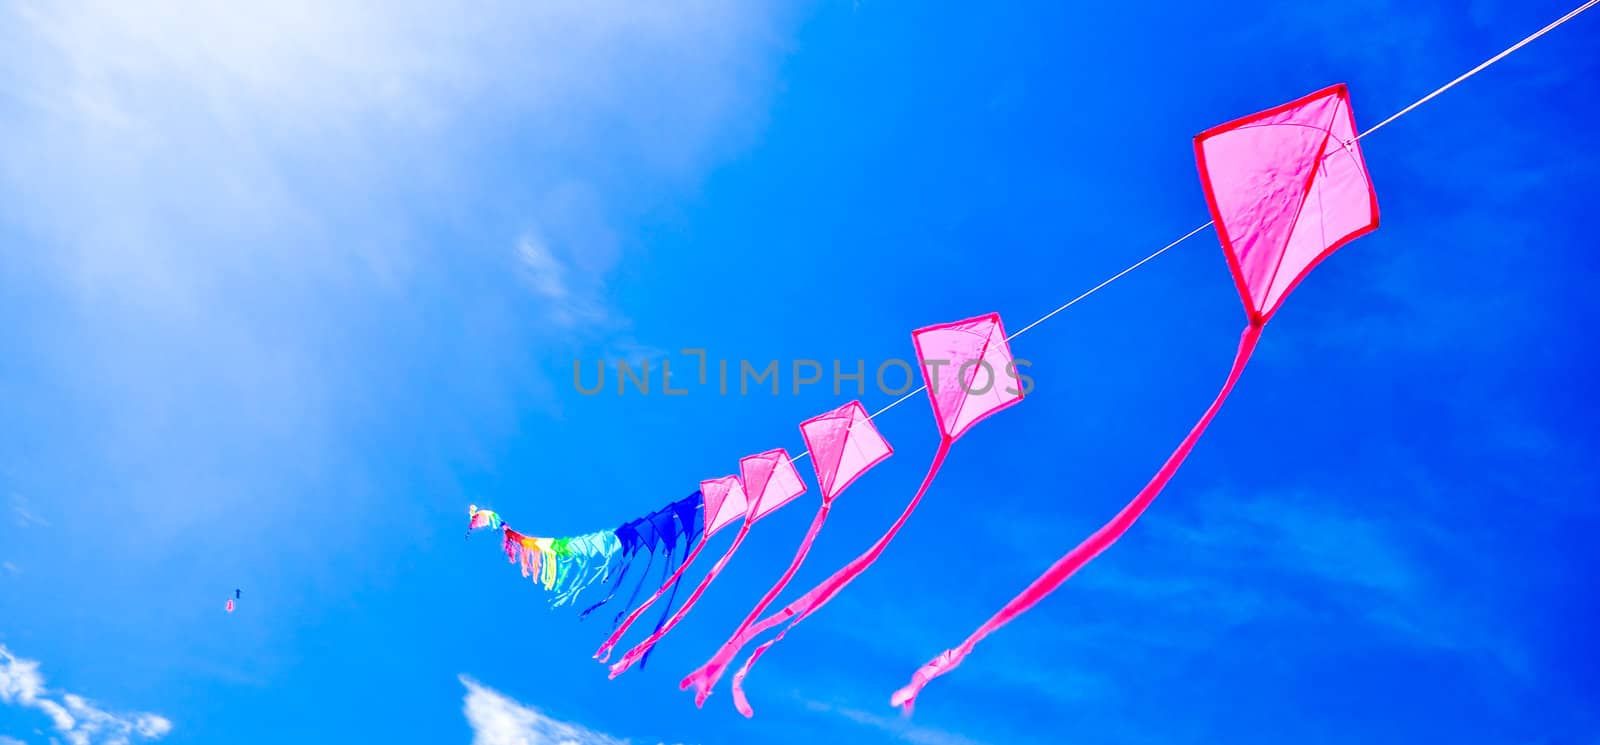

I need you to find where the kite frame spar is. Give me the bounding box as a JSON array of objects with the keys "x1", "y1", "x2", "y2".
[{"x1": 1197, "y1": 82, "x2": 1381, "y2": 326}]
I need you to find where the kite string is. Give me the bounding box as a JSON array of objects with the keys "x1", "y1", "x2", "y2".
[
  {"x1": 475, "y1": 0, "x2": 1598, "y2": 612},
  {"x1": 882, "y1": 0, "x2": 1599, "y2": 712},
  {"x1": 792, "y1": 0, "x2": 1598, "y2": 467},
  {"x1": 793, "y1": 219, "x2": 1216, "y2": 470},
  {"x1": 1356, "y1": 0, "x2": 1600, "y2": 141},
  {"x1": 790, "y1": 221, "x2": 1217, "y2": 469}
]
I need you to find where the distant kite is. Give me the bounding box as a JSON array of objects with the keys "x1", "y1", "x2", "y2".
[
  {"x1": 607, "y1": 449, "x2": 808, "y2": 678},
  {"x1": 710, "y1": 313, "x2": 1024, "y2": 715},
  {"x1": 681, "y1": 401, "x2": 892, "y2": 706}
]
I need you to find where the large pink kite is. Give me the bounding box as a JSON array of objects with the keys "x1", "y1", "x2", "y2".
[
  {"x1": 704, "y1": 312, "x2": 1025, "y2": 716},
  {"x1": 890, "y1": 83, "x2": 1381, "y2": 711},
  {"x1": 607, "y1": 449, "x2": 808, "y2": 676},
  {"x1": 593, "y1": 475, "x2": 747, "y2": 662},
  {"x1": 680, "y1": 400, "x2": 893, "y2": 705}
]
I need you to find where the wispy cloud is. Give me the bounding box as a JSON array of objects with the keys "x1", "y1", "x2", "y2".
[
  {"x1": 0, "y1": 644, "x2": 172, "y2": 745},
  {"x1": 803, "y1": 697, "x2": 995, "y2": 745},
  {"x1": 10, "y1": 494, "x2": 49, "y2": 529},
  {"x1": 517, "y1": 236, "x2": 575, "y2": 305},
  {"x1": 2, "y1": 561, "x2": 18, "y2": 576},
  {"x1": 516, "y1": 234, "x2": 608, "y2": 330},
  {"x1": 981, "y1": 486, "x2": 1528, "y2": 676},
  {"x1": 459, "y1": 675, "x2": 688, "y2": 745}
]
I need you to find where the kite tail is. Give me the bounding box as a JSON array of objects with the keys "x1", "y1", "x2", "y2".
[
  {"x1": 681, "y1": 502, "x2": 832, "y2": 706},
  {"x1": 611, "y1": 549, "x2": 659, "y2": 629},
  {"x1": 596, "y1": 538, "x2": 707, "y2": 662},
  {"x1": 889, "y1": 323, "x2": 1262, "y2": 714},
  {"x1": 504, "y1": 528, "x2": 546, "y2": 583},
  {"x1": 557, "y1": 546, "x2": 618, "y2": 607},
  {"x1": 638, "y1": 544, "x2": 690, "y2": 671},
  {"x1": 548, "y1": 553, "x2": 569, "y2": 594},
  {"x1": 550, "y1": 555, "x2": 591, "y2": 607},
  {"x1": 726, "y1": 438, "x2": 953, "y2": 717},
  {"x1": 502, "y1": 527, "x2": 521, "y2": 563},
  {"x1": 577, "y1": 550, "x2": 620, "y2": 603},
  {"x1": 580, "y1": 549, "x2": 638, "y2": 619},
  {"x1": 561, "y1": 552, "x2": 593, "y2": 598},
  {"x1": 610, "y1": 523, "x2": 754, "y2": 677},
  {"x1": 541, "y1": 546, "x2": 559, "y2": 589}
]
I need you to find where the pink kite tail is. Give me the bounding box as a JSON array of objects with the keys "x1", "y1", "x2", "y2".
[
  {"x1": 502, "y1": 527, "x2": 519, "y2": 562},
  {"x1": 594, "y1": 537, "x2": 709, "y2": 662},
  {"x1": 681, "y1": 501, "x2": 833, "y2": 706},
  {"x1": 889, "y1": 323, "x2": 1263, "y2": 713},
  {"x1": 609, "y1": 523, "x2": 753, "y2": 677},
  {"x1": 725, "y1": 439, "x2": 953, "y2": 717}
]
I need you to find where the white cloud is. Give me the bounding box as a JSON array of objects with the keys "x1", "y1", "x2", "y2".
[
  {"x1": 10, "y1": 495, "x2": 49, "y2": 529},
  {"x1": 516, "y1": 233, "x2": 611, "y2": 330},
  {"x1": 0, "y1": 644, "x2": 171, "y2": 745},
  {"x1": 803, "y1": 698, "x2": 994, "y2": 745},
  {"x1": 2, "y1": 562, "x2": 19, "y2": 576},
  {"x1": 459, "y1": 675, "x2": 647, "y2": 745},
  {"x1": 517, "y1": 236, "x2": 573, "y2": 304}
]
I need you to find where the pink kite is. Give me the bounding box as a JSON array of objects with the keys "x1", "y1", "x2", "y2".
[
  {"x1": 680, "y1": 400, "x2": 893, "y2": 705},
  {"x1": 593, "y1": 475, "x2": 747, "y2": 662},
  {"x1": 891, "y1": 83, "x2": 1380, "y2": 711},
  {"x1": 712, "y1": 312, "x2": 1024, "y2": 716},
  {"x1": 607, "y1": 449, "x2": 807, "y2": 677}
]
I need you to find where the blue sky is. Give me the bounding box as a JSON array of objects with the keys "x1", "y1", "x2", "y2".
[{"x1": 2, "y1": 1, "x2": 1597, "y2": 743}]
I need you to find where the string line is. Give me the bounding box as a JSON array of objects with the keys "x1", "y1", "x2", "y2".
[
  {"x1": 790, "y1": 0, "x2": 1596, "y2": 463},
  {"x1": 490, "y1": 0, "x2": 1596, "y2": 523}
]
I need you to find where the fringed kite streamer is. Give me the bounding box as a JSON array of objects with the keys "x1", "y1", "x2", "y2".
[
  {"x1": 472, "y1": 511, "x2": 645, "y2": 605},
  {"x1": 592, "y1": 483, "x2": 738, "y2": 663},
  {"x1": 466, "y1": 505, "x2": 502, "y2": 538},
  {"x1": 681, "y1": 401, "x2": 892, "y2": 706},
  {"x1": 715, "y1": 313, "x2": 1025, "y2": 716},
  {"x1": 578, "y1": 520, "x2": 645, "y2": 619},
  {"x1": 500, "y1": 527, "x2": 561, "y2": 589},
  {"x1": 609, "y1": 449, "x2": 807, "y2": 678},
  {"x1": 635, "y1": 503, "x2": 696, "y2": 670},
  {"x1": 890, "y1": 83, "x2": 1380, "y2": 712},
  {"x1": 553, "y1": 531, "x2": 624, "y2": 607},
  {"x1": 591, "y1": 495, "x2": 703, "y2": 633},
  {"x1": 620, "y1": 498, "x2": 704, "y2": 670},
  {"x1": 611, "y1": 510, "x2": 664, "y2": 628}
]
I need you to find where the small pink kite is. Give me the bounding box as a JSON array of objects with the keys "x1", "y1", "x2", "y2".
[
  {"x1": 890, "y1": 83, "x2": 1380, "y2": 712},
  {"x1": 711, "y1": 312, "x2": 1024, "y2": 716},
  {"x1": 680, "y1": 400, "x2": 893, "y2": 706},
  {"x1": 593, "y1": 474, "x2": 748, "y2": 662},
  {"x1": 607, "y1": 449, "x2": 807, "y2": 677}
]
